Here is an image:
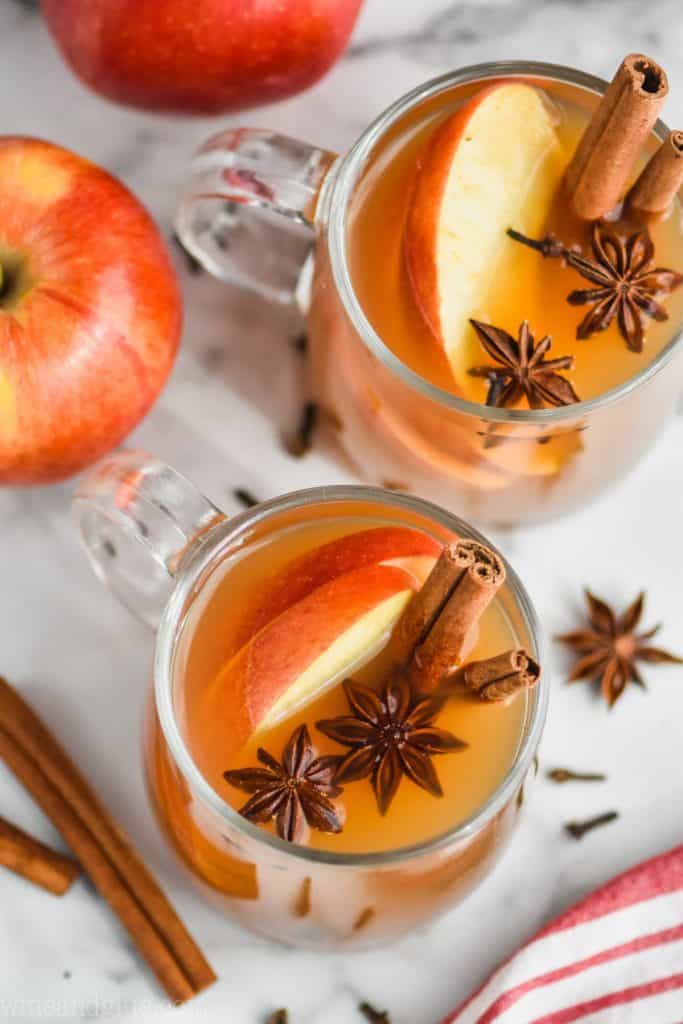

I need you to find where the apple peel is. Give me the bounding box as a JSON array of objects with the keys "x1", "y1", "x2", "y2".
[
  {"x1": 405, "y1": 81, "x2": 562, "y2": 388},
  {"x1": 206, "y1": 563, "x2": 419, "y2": 747},
  {"x1": 233, "y1": 526, "x2": 442, "y2": 651},
  {"x1": 258, "y1": 587, "x2": 412, "y2": 731}
]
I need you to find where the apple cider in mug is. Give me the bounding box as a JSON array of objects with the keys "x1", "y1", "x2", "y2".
[
  {"x1": 308, "y1": 56, "x2": 683, "y2": 521},
  {"x1": 177, "y1": 56, "x2": 683, "y2": 523},
  {"x1": 146, "y1": 494, "x2": 541, "y2": 947}
]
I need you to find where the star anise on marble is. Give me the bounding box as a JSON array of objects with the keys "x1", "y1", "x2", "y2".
[
  {"x1": 557, "y1": 590, "x2": 683, "y2": 707},
  {"x1": 223, "y1": 724, "x2": 344, "y2": 843},
  {"x1": 508, "y1": 223, "x2": 683, "y2": 353},
  {"x1": 316, "y1": 675, "x2": 466, "y2": 815},
  {"x1": 468, "y1": 319, "x2": 580, "y2": 409}
]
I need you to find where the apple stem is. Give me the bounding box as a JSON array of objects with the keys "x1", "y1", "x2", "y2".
[{"x1": 507, "y1": 227, "x2": 567, "y2": 259}]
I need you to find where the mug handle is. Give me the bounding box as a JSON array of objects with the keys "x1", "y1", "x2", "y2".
[
  {"x1": 175, "y1": 128, "x2": 337, "y2": 305},
  {"x1": 72, "y1": 450, "x2": 225, "y2": 629}
]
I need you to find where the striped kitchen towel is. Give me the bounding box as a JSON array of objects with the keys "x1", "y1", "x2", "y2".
[{"x1": 445, "y1": 844, "x2": 683, "y2": 1023}]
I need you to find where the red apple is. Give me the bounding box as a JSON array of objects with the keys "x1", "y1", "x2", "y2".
[
  {"x1": 204, "y1": 563, "x2": 418, "y2": 750},
  {"x1": 405, "y1": 82, "x2": 562, "y2": 389},
  {"x1": 234, "y1": 526, "x2": 443, "y2": 649},
  {"x1": 40, "y1": 0, "x2": 364, "y2": 116},
  {"x1": 0, "y1": 138, "x2": 181, "y2": 485}
]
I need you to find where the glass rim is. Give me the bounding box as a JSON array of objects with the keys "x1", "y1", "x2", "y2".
[
  {"x1": 324, "y1": 59, "x2": 682, "y2": 425},
  {"x1": 154, "y1": 483, "x2": 548, "y2": 869}
]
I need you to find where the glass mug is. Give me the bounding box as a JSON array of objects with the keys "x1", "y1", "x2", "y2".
[
  {"x1": 175, "y1": 61, "x2": 683, "y2": 527},
  {"x1": 73, "y1": 450, "x2": 546, "y2": 949}
]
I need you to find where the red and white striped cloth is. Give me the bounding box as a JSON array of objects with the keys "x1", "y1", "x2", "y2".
[{"x1": 445, "y1": 845, "x2": 683, "y2": 1024}]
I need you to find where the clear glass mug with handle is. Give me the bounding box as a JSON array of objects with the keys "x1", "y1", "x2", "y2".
[
  {"x1": 175, "y1": 61, "x2": 683, "y2": 527},
  {"x1": 73, "y1": 450, "x2": 546, "y2": 949}
]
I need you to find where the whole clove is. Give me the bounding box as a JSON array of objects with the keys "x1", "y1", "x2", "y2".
[
  {"x1": 233, "y1": 488, "x2": 260, "y2": 509},
  {"x1": 547, "y1": 768, "x2": 607, "y2": 784},
  {"x1": 565, "y1": 811, "x2": 619, "y2": 839},
  {"x1": 284, "y1": 402, "x2": 318, "y2": 458},
  {"x1": 292, "y1": 333, "x2": 308, "y2": 355},
  {"x1": 292, "y1": 877, "x2": 311, "y2": 918},
  {"x1": 265, "y1": 1011, "x2": 289, "y2": 1024},
  {"x1": 359, "y1": 1002, "x2": 391, "y2": 1023},
  {"x1": 381, "y1": 480, "x2": 412, "y2": 492}
]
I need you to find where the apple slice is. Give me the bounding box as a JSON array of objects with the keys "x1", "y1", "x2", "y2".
[
  {"x1": 205, "y1": 563, "x2": 418, "y2": 749},
  {"x1": 385, "y1": 553, "x2": 437, "y2": 587},
  {"x1": 405, "y1": 81, "x2": 562, "y2": 386},
  {"x1": 372, "y1": 399, "x2": 515, "y2": 491},
  {"x1": 233, "y1": 526, "x2": 442, "y2": 650}
]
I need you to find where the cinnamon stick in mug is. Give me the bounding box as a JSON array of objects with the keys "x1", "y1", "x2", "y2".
[
  {"x1": 392, "y1": 542, "x2": 474, "y2": 664},
  {"x1": 629, "y1": 130, "x2": 683, "y2": 217},
  {"x1": 395, "y1": 540, "x2": 506, "y2": 692},
  {"x1": 456, "y1": 648, "x2": 541, "y2": 702},
  {"x1": 566, "y1": 53, "x2": 668, "y2": 220}
]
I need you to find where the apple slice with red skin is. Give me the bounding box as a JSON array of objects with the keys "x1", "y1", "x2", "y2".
[
  {"x1": 384, "y1": 554, "x2": 437, "y2": 587},
  {"x1": 205, "y1": 563, "x2": 419, "y2": 751},
  {"x1": 405, "y1": 81, "x2": 561, "y2": 388},
  {"x1": 233, "y1": 526, "x2": 443, "y2": 651}
]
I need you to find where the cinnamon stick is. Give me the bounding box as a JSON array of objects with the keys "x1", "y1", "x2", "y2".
[
  {"x1": 392, "y1": 543, "x2": 471, "y2": 664},
  {"x1": 629, "y1": 129, "x2": 683, "y2": 217},
  {"x1": 398, "y1": 540, "x2": 506, "y2": 692},
  {"x1": 454, "y1": 648, "x2": 540, "y2": 702},
  {"x1": 0, "y1": 815, "x2": 80, "y2": 896},
  {"x1": 0, "y1": 677, "x2": 216, "y2": 1004},
  {"x1": 566, "y1": 54, "x2": 668, "y2": 220}
]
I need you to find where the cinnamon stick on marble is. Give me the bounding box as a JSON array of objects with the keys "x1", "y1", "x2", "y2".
[
  {"x1": 0, "y1": 677, "x2": 216, "y2": 1004},
  {"x1": 629, "y1": 130, "x2": 683, "y2": 217},
  {"x1": 455, "y1": 648, "x2": 541, "y2": 702},
  {"x1": 0, "y1": 815, "x2": 80, "y2": 896},
  {"x1": 394, "y1": 540, "x2": 506, "y2": 692},
  {"x1": 566, "y1": 53, "x2": 668, "y2": 220}
]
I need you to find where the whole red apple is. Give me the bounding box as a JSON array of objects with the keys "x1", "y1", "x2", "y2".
[
  {"x1": 40, "y1": 0, "x2": 364, "y2": 115},
  {"x1": 0, "y1": 138, "x2": 181, "y2": 485}
]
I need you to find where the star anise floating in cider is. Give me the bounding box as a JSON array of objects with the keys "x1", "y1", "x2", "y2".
[
  {"x1": 508, "y1": 222, "x2": 683, "y2": 352},
  {"x1": 557, "y1": 590, "x2": 682, "y2": 707},
  {"x1": 220, "y1": 538, "x2": 538, "y2": 847},
  {"x1": 316, "y1": 675, "x2": 466, "y2": 815},
  {"x1": 223, "y1": 724, "x2": 344, "y2": 843},
  {"x1": 468, "y1": 319, "x2": 580, "y2": 410},
  {"x1": 567, "y1": 225, "x2": 683, "y2": 351}
]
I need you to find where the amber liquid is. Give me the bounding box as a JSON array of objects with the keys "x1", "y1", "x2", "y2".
[
  {"x1": 308, "y1": 75, "x2": 683, "y2": 523},
  {"x1": 176, "y1": 517, "x2": 527, "y2": 854},
  {"x1": 146, "y1": 499, "x2": 537, "y2": 945},
  {"x1": 348, "y1": 86, "x2": 683, "y2": 403}
]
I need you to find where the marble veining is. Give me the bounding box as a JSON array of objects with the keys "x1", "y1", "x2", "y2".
[
  {"x1": 348, "y1": 1, "x2": 672, "y2": 63},
  {"x1": 1, "y1": 1, "x2": 682, "y2": 1021}
]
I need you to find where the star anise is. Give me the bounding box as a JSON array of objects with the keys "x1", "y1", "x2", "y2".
[
  {"x1": 567, "y1": 224, "x2": 683, "y2": 352},
  {"x1": 557, "y1": 590, "x2": 682, "y2": 707},
  {"x1": 508, "y1": 223, "x2": 683, "y2": 353},
  {"x1": 316, "y1": 675, "x2": 466, "y2": 815},
  {"x1": 468, "y1": 319, "x2": 580, "y2": 409},
  {"x1": 223, "y1": 724, "x2": 344, "y2": 843}
]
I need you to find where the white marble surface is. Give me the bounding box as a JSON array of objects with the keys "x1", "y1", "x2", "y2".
[{"x1": 1, "y1": 2, "x2": 683, "y2": 1021}]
